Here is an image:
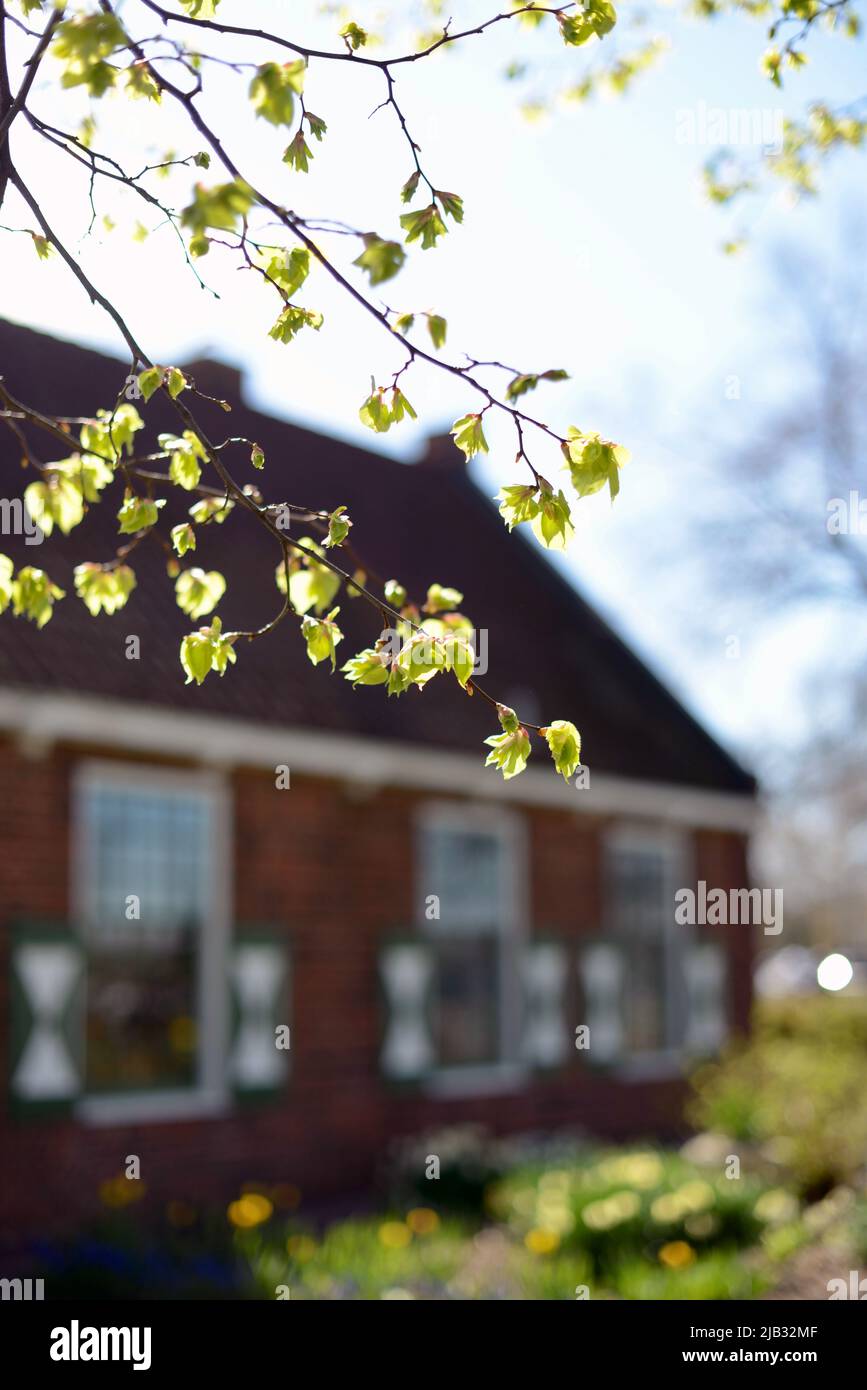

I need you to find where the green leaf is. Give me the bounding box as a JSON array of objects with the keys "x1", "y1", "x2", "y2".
[
  {"x1": 497, "y1": 483, "x2": 541, "y2": 531},
  {"x1": 394, "y1": 312, "x2": 415, "y2": 336},
  {"x1": 10, "y1": 566, "x2": 65, "y2": 628},
  {"x1": 450, "y1": 414, "x2": 488, "y2": 460},
  {"x1": 179, "y1": 0, "x2": 222, "y2": 17},
  {"x1": 558, "y1": 2, "x2": 617, "y2": 48},
  {"x1": 263, "y1": 246, "x2": 310, "y2": 297},
  {"x1": 181, "y1": 180, "x2": 255, "y2": 236},
  {"x1": 324, "y1": 506, "x2": 351, "y2": 549},
  {"x1": 74, "y1": 563, "x2": 136, "y2": 616},
  {"x1": 435, "y1": 190, "x2": 464, "y2": 223},
  {"x1": 563, "y1": 427, "x2": 630, "y2": 502},
  {"x1": 249, "y1": 60, "x2": 305, "y2": 126},
  {"x1": 31, "y1": 233, "x2": 52, "y2": 260},
  {"x1": 24, "y1": 477, "x2": 84, "y2": 536},
  {"x1": 359, "y1": 388, "x2": 392, "y2": 433},
  {"x1": 543, "y1": 720, "x2": 582, "y2": 781},
  {"x1": 399, "y1": 203, "x2": 447, "y2": 249},
  {"x1": 160, "y1": 430, "x2": 207, "y2": 491},
  {"x1": 340, "y1": 22, "x2": 368, "y2": 50},
  {"x1": 117, "y1": 494, "x2": 165, "y2": 535},
  {"x1": 384, "y1": 579, "x2": 407, "y2": 609},
  {"x1": 427, "y1": 314, "x2": 447, "y2": 349},
  {"x1": 171, "y1": 523, "x2": 196, "y2": 556},
  {"x1": 0, "y1": 554, "x2": 13, "y2": 614},
  {"x1": 180, "y1": 616, "x2": 237, "y2": 685},
  {"x1": 301, "y1": 607, "x2": 343, "y2": 670},
  {"x1": 506, "y1": 367, "x2": 569, "y2": 402},
  {"x1": 531, "y1": 486, "x2": 574, "y2": 550},
  {"x1": 283, "y1": 130, "x2": 313, "y2": 173},
  {"x1": 342, "y1": 647, "x2": 390, "y2": 686},
  {"x1": 442, "y1": 632, "x2": 475, "y2": 688},
  {"x1": 279, "y1": 541, "x2": 341, "y2": 616},
  {"x1": 166, "y1": 367, "x2": 188, "y2": 399},
  {"x1": 484, "y1": 725, "x2": 531, "y2": 780},
  {"x1": 189, "y1": 496, "x2": 234, "y2": 525},
  {"x1": 175, "y1": 568, "x2": 226, "y2": 620},
  {"x1": 424, "y1": 583, "x2": 464, "y2": 613},
  {"x1": 397, "y1": 631, "x2": 449, "y2": 687},
  {"x1": 251, "y1": 444, "x2": 265, "y2": 470},
  {"x1": 269, "y1": 304, "x2": 324, "y2": 344},
  {"x1": 389, "y1": 387, "x2": 417, "y2": 424},
  {"x1": 353, "y1": 234, "x2": 406, "y2": 286},
  {"x1": 306, "y1": 111, "x2": 327, "y2": 141},
  {"x1": 400, "y1": 171, "x2": 421, "y2": 204},
  {"x1": 137, "y1": 366, "x2": 162, "y2": 401}
]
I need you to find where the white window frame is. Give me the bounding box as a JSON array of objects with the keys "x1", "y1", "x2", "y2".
[
  {"x1": 415, "y1": 801, "x2": 530, "y2": 1098},
  {"x1": 604, "y1": 823, "x2": 693, "y2": 1080},
  {"x1": 71, "y1": 759, "x2": 232, "y2": 1125}
]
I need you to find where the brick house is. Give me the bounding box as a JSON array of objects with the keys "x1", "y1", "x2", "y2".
[{"x1": 0, "y1": 319, "x2": 755, "y2": 1243}]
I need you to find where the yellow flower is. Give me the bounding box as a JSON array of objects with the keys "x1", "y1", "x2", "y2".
[
  {"x1": 525, "y1": 1227, "x2": 560, "y2": 1256},
  {"x1": 99, "y1": 1176, "x2": 145, "y2": 1208},
  {"x1": 379, "y1": 1221, "x2": 412, "y2": 1249},
  {"x1": 406, "y1": 1208, "x2": 440, "y2": 1236},
  {"x1": 227, "y1": 1193, "x2": 273, "y2": 1228},
  {"x1": 658, "y1": 1240, "x2": 696, "y2": 1269}
]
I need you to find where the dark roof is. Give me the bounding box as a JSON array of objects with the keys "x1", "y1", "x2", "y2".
[{"x1": 0, "y1": 318, "x2": 754, "y2": 794}]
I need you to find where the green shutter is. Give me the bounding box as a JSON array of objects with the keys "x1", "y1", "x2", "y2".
[
  {"x1": 9, "y1": 924, "x2": 85, "y2": 1119},
  {"x1": 228, "y1": 929, "x2": 290, "y2": 1102}
]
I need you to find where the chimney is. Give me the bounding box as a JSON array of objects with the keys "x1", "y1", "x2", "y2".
[
  {"x1": 419, "y1": 432, "x2": 466, "y2": 469},
  {"x1": 180, "y1": 357, "x2": 244, "y2": 408}
]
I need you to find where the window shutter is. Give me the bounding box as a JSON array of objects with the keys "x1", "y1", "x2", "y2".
[
  {"x1": 228, "y1": 933, "x2": 290, "y2": 1100},
  {"x1": 684, "y1": 942, "x2": 728, "y2": 1055},
  {"x1": 379, "y1": 941, "x2": 435, "y2": 1081},
  {"x1": 521, "y1": 941, "x2": 569, "y2": 1068},
  {"x1": 579, "y1": 941, "x2": 625, "y2": 1066},
  {"x1": 9, "y1": 928, "x2": 85, "y2": 1116}
]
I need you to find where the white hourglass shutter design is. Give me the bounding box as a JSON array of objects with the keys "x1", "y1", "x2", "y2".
[
  {"x1": 228, "y1": 936, "x2": 290, "y2": 1096},
  {"x1": 379, "y1": 941, "x2": 435, "y2": 1081},
  {"x1": 10, "y1": 933, "x2": 85, "y2": 1110},
  {"x1": 521, "y1": 942, "x2": 569, "y2": 1068},
  {"x1": 579, "y1": 941, "x2": 626, "y2": 1066}
]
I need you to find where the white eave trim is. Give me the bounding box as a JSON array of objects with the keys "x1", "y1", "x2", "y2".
[{"x1": 0, "y1": 688, "x2": 757, "y2": 832}]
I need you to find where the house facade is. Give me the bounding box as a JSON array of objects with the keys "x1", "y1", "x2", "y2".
[{"x1": 0, "y1": 319, "x2": 756, "y2": 1244}]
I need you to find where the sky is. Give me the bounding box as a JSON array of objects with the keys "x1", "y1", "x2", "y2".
[{"x1": 2, "y1": 0, "x2": 865, "y2": 772}]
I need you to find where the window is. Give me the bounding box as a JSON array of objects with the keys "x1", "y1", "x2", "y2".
[
  {"x1": 605, "y1": 829, "x2": 689, "y2": 1058},
  {"x1": 417, "y1": 806, "x2": 525, "y2": 1077},
  {"x1": 73, "y1": 763, "x2": 229, "y2": 1108}
]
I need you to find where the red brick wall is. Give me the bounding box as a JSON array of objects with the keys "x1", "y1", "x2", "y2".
[{"x1": 0, "y1": 737, "x2": 754, "y2": 1243}]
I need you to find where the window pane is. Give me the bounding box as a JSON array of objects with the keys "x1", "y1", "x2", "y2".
[
  {"x1": 431, "y1": 937, "x2": 500, "y2": 1068},
  {"x1": 608, "y1": 844, "x2": 671, "y2": 1053},
  {"x1": 424, "y1": 826, "x2": 504, "y2": 931},
  {"x1": 79, "y1": 781, "x2": 211, "y2": 1094}
]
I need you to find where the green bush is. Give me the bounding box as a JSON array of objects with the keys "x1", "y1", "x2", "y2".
[
  {"x1": 688, "y1": 996, "x2": 867, "y2": 1198},
  {"x1": 487, "y1": 1148, "x2": 776, "y2": 1281}
]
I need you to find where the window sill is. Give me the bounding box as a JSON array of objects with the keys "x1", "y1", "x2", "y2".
[
  {"x1": 77, "y1": 1088, "x2": 230, "y2": 1127},
  {"x1": 423, "y1": 1062, "x2": 530, "y2": 1100}
]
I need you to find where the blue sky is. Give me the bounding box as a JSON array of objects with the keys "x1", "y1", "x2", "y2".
[{"x1": 3, "y1": 0, "x2": 865, "y2": 770}]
